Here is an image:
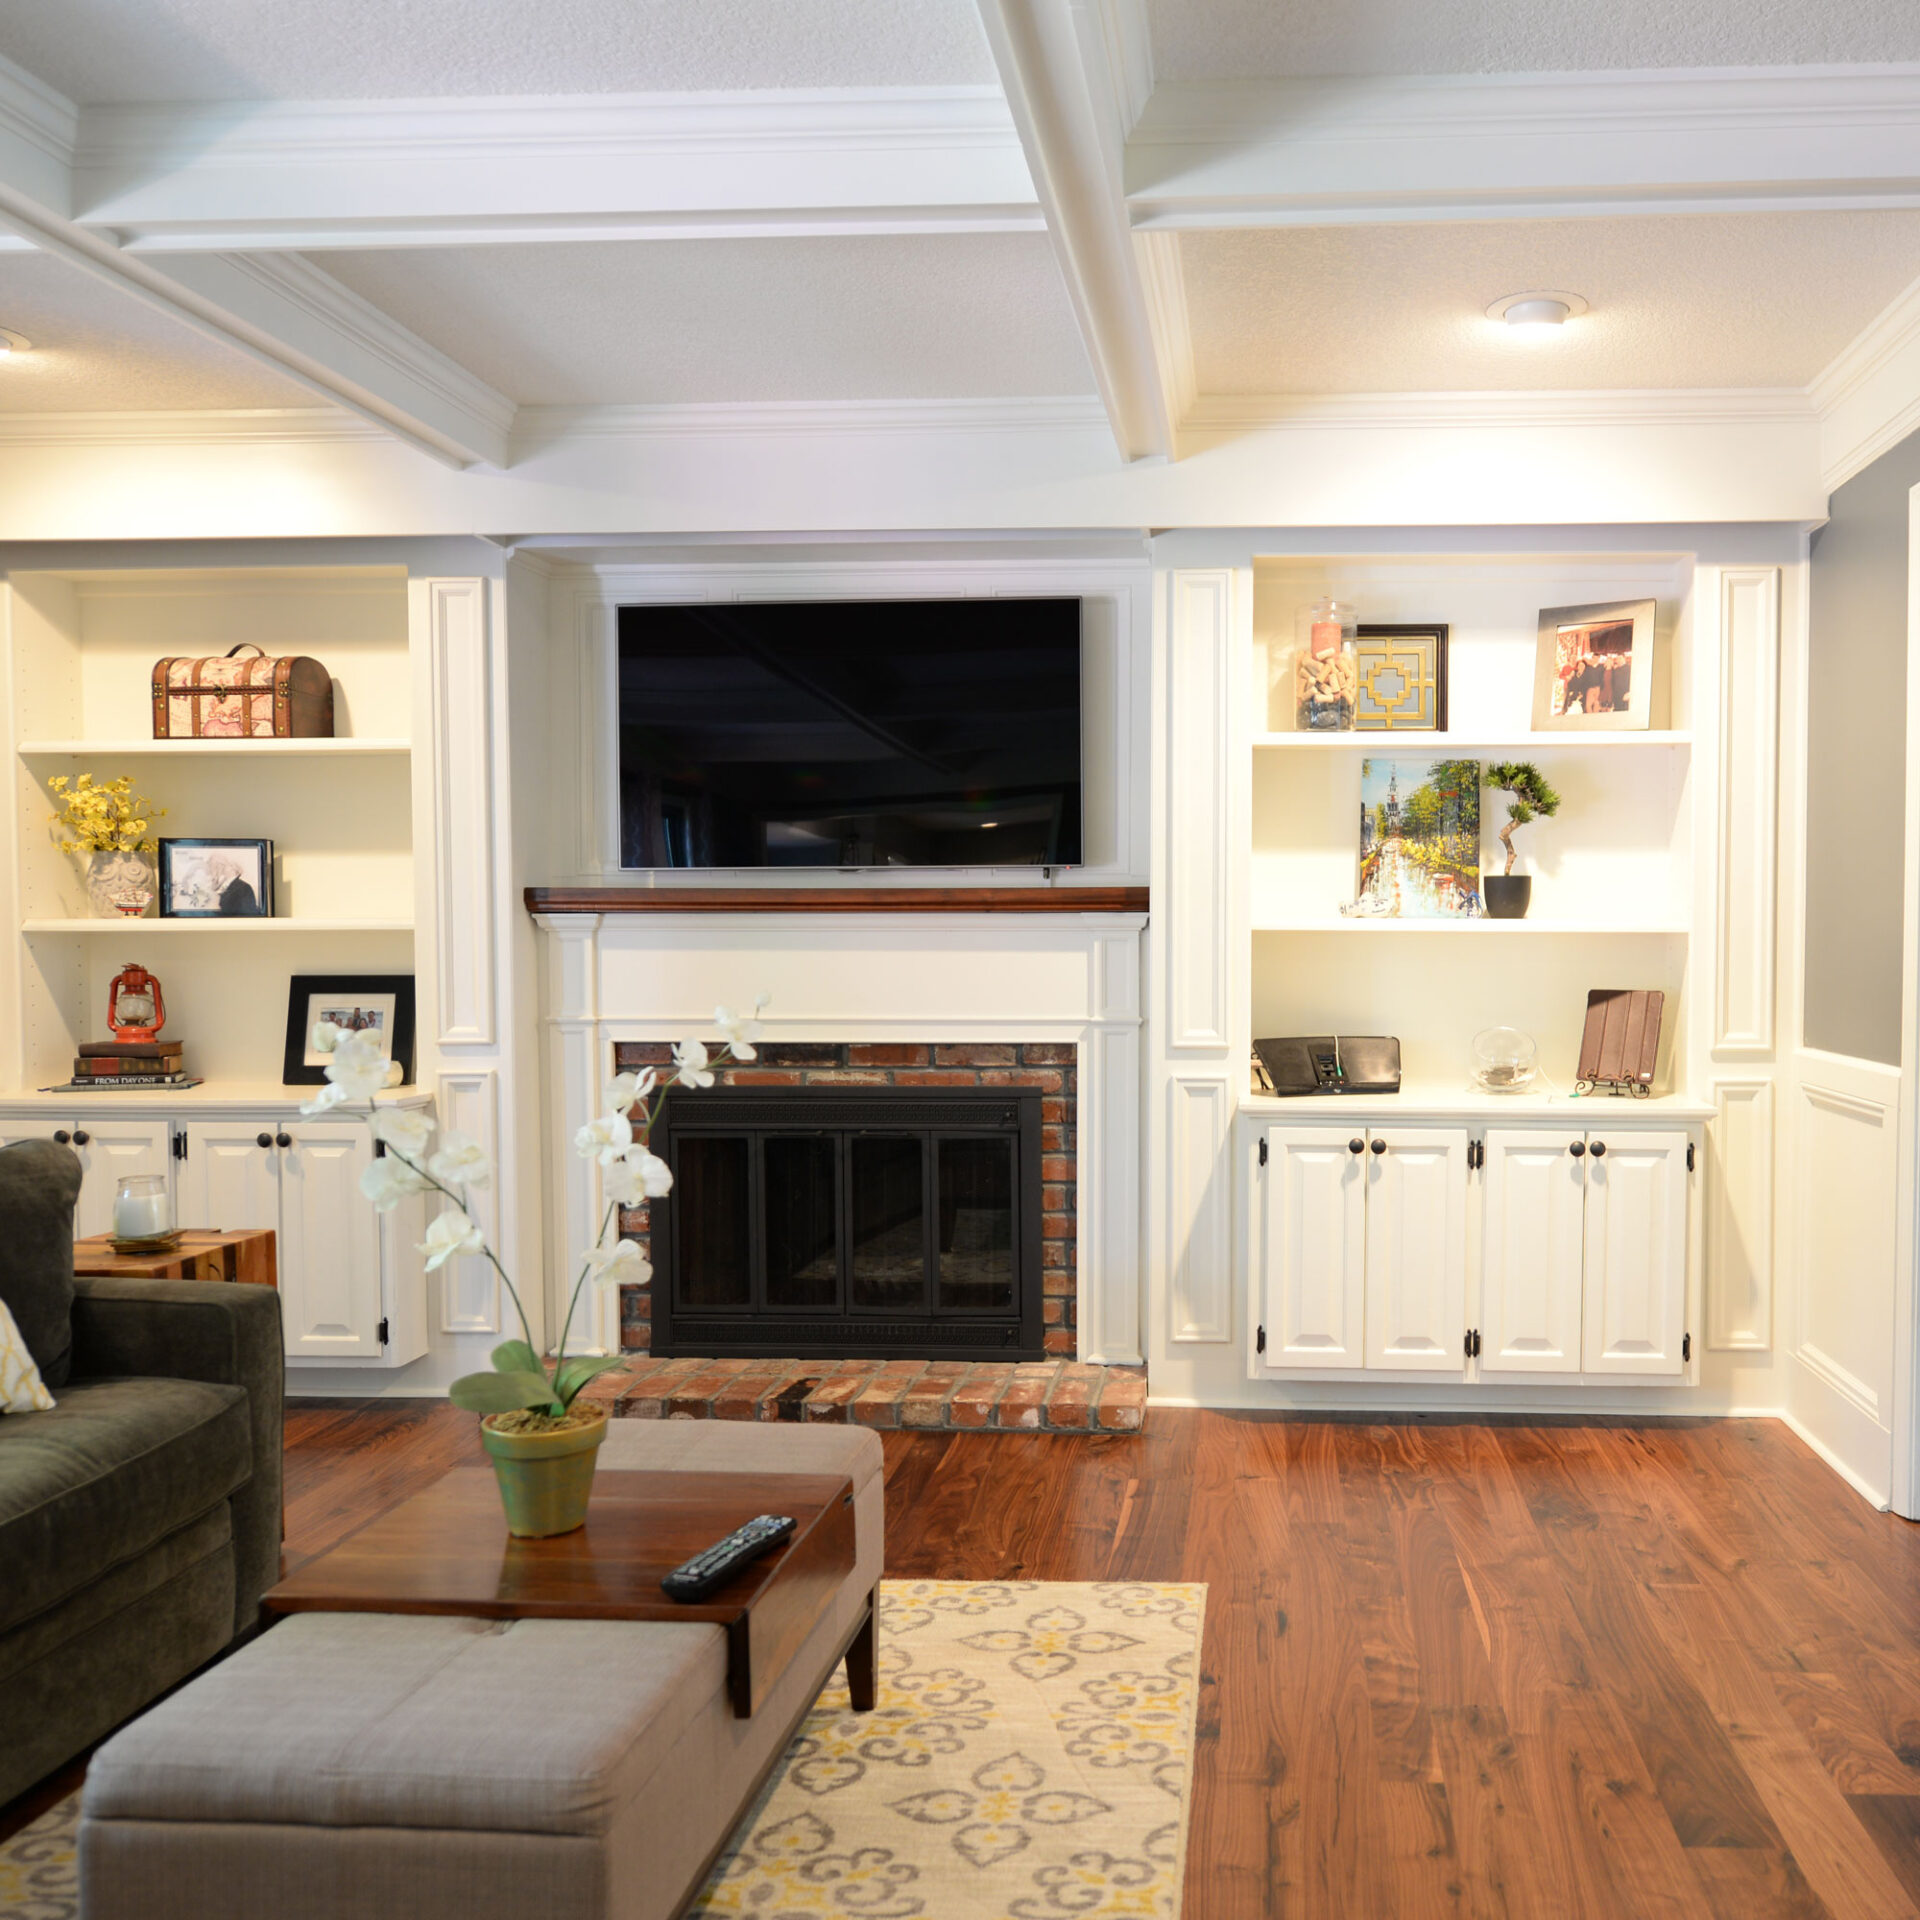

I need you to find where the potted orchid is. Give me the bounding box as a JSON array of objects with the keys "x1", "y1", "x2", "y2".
[{"x1": 306, "y1": 995, "x2": 768, "y2": 1537}]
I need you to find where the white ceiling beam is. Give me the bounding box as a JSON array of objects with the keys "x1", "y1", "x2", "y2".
[
  {"x1": 975, "y1": 0, "x2": 1176, "y2": 462},
  {"x1": 1128, "y1": 66, "x2": 1920, "y2": 227},
  {"x1": 74, "y1": 89, "x2": 1040, "y2": 249}
]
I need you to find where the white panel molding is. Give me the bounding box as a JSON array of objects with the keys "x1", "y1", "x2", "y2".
[
  {"x1": 435, "y1": 1068, "x2": 503, "y2": 1335},
  {"x1": 976, "y1": 0, "x2": 1174, "y2": 460},
  {"x1": 1706, "y1": 1078, "x2": 1774, "y2": 1350},
  {"x1": 424, "y1": 578, "x2": 499, "y2": 1046},
  {"x1": 76, "y1": 88, "x2": 1040, "y2": 247},
  {"x1": 1713, "y1": 566, "x2": 1780, "y2": 1057},
  {"x1": 1079, "y1": 1019, "x2": 1144, "y2": 1363},
  {"x1": 1165, "y1": 570, "x2": 1232, "y2": 1051},
  {"x1": 1167, "y1": 1073, "x2": 1232, "y2": 1343},
  {"x1": 1127, "y1": 67, "x2": 1920, "y2": 228},
  {"x1": 1813, "y1": 270, "x2": 1920, "y2": 490},
  {"x1": 1134, "y1": 229, "x2": 1196, "y2": 435},
  {"x1": 1797, "y1": 1336, "x2": 1884, "y2": 1421}
]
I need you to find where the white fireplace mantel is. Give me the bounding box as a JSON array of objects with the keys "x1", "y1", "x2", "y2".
[{"x1": 534, "y1": 905, "x2": 1147, "y2": 1362}]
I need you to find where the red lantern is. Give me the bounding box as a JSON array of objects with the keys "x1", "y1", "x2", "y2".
[{"x1": 107, "y1": 963, "x2": 165, "y2": 1044}]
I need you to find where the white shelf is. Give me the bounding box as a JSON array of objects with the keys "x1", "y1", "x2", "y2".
[
  {"x1": 1241, "y1": 1083, "x2": 1715, "y2": 1123},
  {"x1": 1252, "y1": 731, "x2": 1691, "y2": 752},
  {"x1": 19, "y1": 738, "x2": 410, "y2": 757},
  {"x1": 22, "y1": 917, "x2": 414, "y2": 935},
  {"x1": 0, "y1": 1083, "x2": 429, "y2": 1112},
  {"x1": 1253, "y1": 918, "x2": 1689, "y2": 935}
]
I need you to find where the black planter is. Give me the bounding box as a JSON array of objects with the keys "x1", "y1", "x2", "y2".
[{"x1": 1484, "y1": 874, "x2": 1532, "y2": 919}]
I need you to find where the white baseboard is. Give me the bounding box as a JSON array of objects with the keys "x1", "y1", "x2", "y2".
[{"x1": 1777, "y1": 1407, "x2": 1891, "y2": 1510}]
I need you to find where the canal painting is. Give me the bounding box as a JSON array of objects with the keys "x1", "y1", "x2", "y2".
[{"x1": 1356, "y1": 756, "x2": 1482, "y2": 918}]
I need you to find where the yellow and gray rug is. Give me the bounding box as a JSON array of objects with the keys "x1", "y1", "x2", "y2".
[{"x1": 0, "y1": 1579, "x2": 1204, "y2": 1920}]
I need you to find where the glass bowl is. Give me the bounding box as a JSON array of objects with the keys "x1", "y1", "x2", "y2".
[{"x1": 1472, "y1": 1026, "x2": 1539, "y2": 1094}]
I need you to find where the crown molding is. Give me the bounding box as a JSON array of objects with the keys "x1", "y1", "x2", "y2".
[
  {"x1": 1134, "y1": 229, "x2": 1195, "y2": 430},
  {"x1": 1181, "y1": 389, "x2": 1818, "y2": 436},
  {"x1": 0, "y1": 408, "x2": 383, "y2": 446},
  {"x1": 1810, "y1": 270, "x2": 1920, "y2": 489},
  {"x1": 0, "y1": 49, "x2": 75, "y2": 214},
  {"x1": 513, "y1": 396, "x2": 1113, "y2": 451}
]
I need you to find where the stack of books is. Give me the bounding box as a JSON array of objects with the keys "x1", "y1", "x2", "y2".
[{"x1": 68, "y1": 1040, "x2": 197, "y2": 1089}]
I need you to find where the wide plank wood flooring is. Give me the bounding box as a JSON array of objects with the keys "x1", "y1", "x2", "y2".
[{"x1": 12, "y1": 1404, "x2": 1920, "y2": 1919}]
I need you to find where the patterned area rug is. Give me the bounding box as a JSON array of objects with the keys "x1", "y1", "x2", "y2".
[{"x1": 0, "y1": 1579, "x2": 1204, "y2": 1920}]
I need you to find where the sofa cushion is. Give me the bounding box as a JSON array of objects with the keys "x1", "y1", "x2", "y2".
[
  {"x1": 0, "y1": 1139, "x2": 83, "y2": 1390},
  {"x1": 0, "y1": 1376, "x2": 251, "y2": 1634}
]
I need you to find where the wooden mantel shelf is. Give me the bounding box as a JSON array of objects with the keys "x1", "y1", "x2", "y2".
[{"x1": 525, "y1": 885, "x2": 1150, "y2": 916}]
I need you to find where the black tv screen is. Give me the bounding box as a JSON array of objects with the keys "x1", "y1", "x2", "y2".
[{"x1": 617, "y1": 599, "x2": 1083, "y2": 869}]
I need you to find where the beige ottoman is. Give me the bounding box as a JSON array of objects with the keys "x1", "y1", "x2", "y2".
[{"x1": 78, "y1": 1422, "x2": 882, "y2": 1920}]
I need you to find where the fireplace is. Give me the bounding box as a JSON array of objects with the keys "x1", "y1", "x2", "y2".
[{"x1": 648, "y1": 1087, "x2": 1045, "y2": 1360}]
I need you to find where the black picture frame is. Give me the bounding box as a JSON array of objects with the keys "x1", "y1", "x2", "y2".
[
  {"x1": 157, "y1": 837, "x2": 274, "y2": 918},
  {"x1": 282, "y1": 974, "x2": 416, "y2": 1086},
  {"x1": 1353, "y1": 624, "x2": 1450, "y2": 732}
]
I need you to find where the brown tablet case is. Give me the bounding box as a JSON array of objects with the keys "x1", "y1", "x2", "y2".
[{"x1": 1577, "y1": 989, "x2": 1663, "y2": 1094}]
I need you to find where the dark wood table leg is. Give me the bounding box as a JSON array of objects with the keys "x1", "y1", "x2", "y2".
[{"x1": 845, "y1": 1588, "x2": 878, "y2": 1711}]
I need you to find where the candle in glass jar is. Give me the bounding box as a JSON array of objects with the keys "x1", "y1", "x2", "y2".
[{"x1": 113, "y1": 1176, "x2": 170, "y2": 1240}]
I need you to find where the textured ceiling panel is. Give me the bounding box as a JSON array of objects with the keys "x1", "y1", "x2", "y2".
[
  {"x1": 1182, "y1": 212, "x2": 1920, "y2": 393},
  {"x1": 0, "y1": 0, "x2": 995, "y2": 102},
  {"x1": 0, "y1": 252, "x2": 316, "y2": 411},
  {"x1": 316, "y1": 236, "x2": 1095, "y2": 406},
  {"x1": 1148, "y1": 0, "x2": 1920, "y2": 78}
]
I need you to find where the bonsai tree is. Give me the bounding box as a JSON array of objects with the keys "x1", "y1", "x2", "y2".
[{"x1": 1484, "y1": 761, "x2": 1561, "y2": 875}]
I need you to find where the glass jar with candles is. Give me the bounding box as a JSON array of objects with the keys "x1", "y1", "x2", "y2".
[
  {"x1": 112, "y1": 1173, "x2": 175, "y2": 1248},
  {"x1": 1294, "y1": 596, "x2": 1357, "y2": 730}
]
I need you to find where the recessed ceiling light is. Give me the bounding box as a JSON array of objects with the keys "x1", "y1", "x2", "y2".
[
  {"x1": 0, "y1": 327, "x2": 31, "y2": 356},
  {"x1": 1485, "y1": 290, "x2": 1589, "y2": 333}
]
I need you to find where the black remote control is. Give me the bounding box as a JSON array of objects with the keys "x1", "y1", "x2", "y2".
[{"x1": 660, "y1": 1515, "x2": 797, "y2": 1602}]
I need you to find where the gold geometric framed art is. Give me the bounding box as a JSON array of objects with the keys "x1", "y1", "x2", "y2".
[{"x1": 1353, "y1": 624, "x2": 1449, "y2": 731}]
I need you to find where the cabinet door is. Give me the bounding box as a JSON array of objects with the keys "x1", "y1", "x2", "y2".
[
  {"x1": 1364, "y1": 1128, "x2": 1468, "y2": 1372},
  {"x1": 1582, "y1": 1130, "x2": 1689, "y2": 1376},
  {"x1": 1263, "y1": 1126, "x2": 1366, "y2": 1368},
  {"x1": 1480, "y1": 1129, "x2": 1586, "y2": 1374},
  {"x1": 71, "y1": 1119, "x2": 172, "y2": 1239},
  {"x1": 177, "y1": 1122, "x2": 281, "y2": 1235},
  {"x1": 279, "y1": 1123, "x2": 383, "y2": 1360}
]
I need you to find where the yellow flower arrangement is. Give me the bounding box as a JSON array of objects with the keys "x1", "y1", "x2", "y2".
[{"x1": 46, "y1": 773, "x2": 165, "y2": 854}]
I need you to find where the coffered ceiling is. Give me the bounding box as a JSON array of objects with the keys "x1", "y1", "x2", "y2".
[{"x1": 0, "y1": 0, "x2": 1913, "y2": 476}]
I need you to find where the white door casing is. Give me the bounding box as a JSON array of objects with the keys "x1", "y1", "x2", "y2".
[
  {"x1": 1364, "y1": 1127, "x2": 1468, "y2": 1372},
  {"x1": 278, "y1": 1123, "x2": 382, "y2": 1359},
  {"x1": 1264, "y1": 1125, "x2": 1366, "y2": 1368},
  {"x1": 1582, "y1": 1129, "x2": 1690, "y2": 1376},
  {"x1": 1481, "y1": 1128, "x2": 1586, "y2": 1373}
]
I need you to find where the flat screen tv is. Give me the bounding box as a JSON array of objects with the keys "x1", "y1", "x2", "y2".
[{"x1": 617, "y1": 598, "x2": 1083, "y2": 869}]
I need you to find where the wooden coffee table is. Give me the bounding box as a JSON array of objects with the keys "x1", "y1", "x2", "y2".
[
  {"x1": 73, "y1": 1228, "x2": 276, "y2": 1288},
  {"x1": 263, "y1": 1468, "x2": 861, "y2": 1718}
]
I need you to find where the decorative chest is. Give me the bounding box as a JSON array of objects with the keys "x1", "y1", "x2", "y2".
[{"x1": 151, "y1": 644, "x2": 335, "y2": 738}]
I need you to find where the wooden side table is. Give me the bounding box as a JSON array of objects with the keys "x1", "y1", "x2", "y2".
[{"x1": 73, "y1": 1228, "x2": 277, "y2": 1289}]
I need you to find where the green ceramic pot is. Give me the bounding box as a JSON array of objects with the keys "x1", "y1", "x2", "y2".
[{"x1": 479, "y1": 1405, "x2": 609, "y2": 1537}]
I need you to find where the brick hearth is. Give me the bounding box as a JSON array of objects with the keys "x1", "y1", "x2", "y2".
[{"x1": 579, "y1": 1356, "x2": 1146, "y2": 1433}]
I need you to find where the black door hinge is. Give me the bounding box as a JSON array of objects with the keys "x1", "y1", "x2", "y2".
[
  {"x1": 1682, "y1": 1332, "x2": 1691, "y2": 1362},
  {"x1": 1258, "y1": 1137, "x2": 1268, "y2": 1167},
  {"x1": 1686, "y1": 1142, "x2": 1696, "y2": 1172},
  {"x1": 1469, "y1": 1328, "x2": 1482, "y2": 1358},
  {"x1": 1465, "y1": 1328, "x2": 1474, "y2": 1360},
  {"x1": 172, "y1": 1131, "x2": 187, "y2": 1161},
  {"x1": 1256, "y1": 1325, "x2": 1266, "y2": 1354},
  {"x1": 378, "y1": 1316, "x2": 390, "y2": 1346},
  {"x1": 374, "y1": 1138, "x2": 387, "y2": 1158}
]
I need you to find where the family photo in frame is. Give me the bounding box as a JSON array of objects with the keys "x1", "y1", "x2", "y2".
[{"x1": 1532, "y1": 598, "x2": 1657, "y2": 731}]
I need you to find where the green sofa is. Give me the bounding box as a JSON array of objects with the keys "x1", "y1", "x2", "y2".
[{"x1": 0, "y1": 1139, "x2": 283, "y2": 1806}]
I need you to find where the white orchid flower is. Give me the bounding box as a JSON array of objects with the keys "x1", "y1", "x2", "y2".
[
  {"x1": 603, "y1": 1146, "x2": 673, "y2": 1206},
  {"x1": 672, "y1": 1037, "x2": 715, "y2": 1088},
  {"x1": 310, "y1": 1021, "x2": 342, "y2": 1054},
  {"x1": 605, "y1": 1068, "x2": 657, "y2": 1114},
  {"x1": 713, "y1": 1004, "x2": 764, "y2": 1061},
  {"x1": 371, "y1": 1107, "x2": 434, "y2": 1159},
  {"x1": 574, "y1": 1112, "x2": 633, "y2": 1164},
  {"x1": 419, "y1": 1209, "x2": 485, "y2": 1272},
  {"x1": 360, "y1": 1155, "x2": 431, "y2": 1212},
  {"x1": 299, "y1": 1081, "x2": 347, "y2": 1118},
  {"x1": 427, "y1": 1131, "x2": 491, "y2": 1188},
  {"x1": 320, "y1": 1030, "x2": 392, "y2": 1104},
  {"x1": 583, "y1": 1238, "x2": 651, "y2": 1291}
]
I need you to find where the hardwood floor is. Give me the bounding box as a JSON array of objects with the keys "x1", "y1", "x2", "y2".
[{"x1": 11, "y1": 1404, "x2": 1920, "y2": 1919}]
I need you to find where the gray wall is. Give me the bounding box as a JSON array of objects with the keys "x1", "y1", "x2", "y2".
[{"x1": 1804, "y1": 429, "x2": 1920, "y2": 1064}]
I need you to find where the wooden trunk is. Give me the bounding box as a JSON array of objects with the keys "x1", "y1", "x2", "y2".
[{"x1": 151, "y1": 645, "x2": 335, "y2": 738}]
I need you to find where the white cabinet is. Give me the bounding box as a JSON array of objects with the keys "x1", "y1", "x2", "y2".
[
  {"x1": 1481, "y1": 1127, "x2": 1689, "y2": 1378},
  {"x1": 177, "y1": 1117, "x2": 422, "y2": 1365},
  {"x1": 0, "y1": 1117, "x2": 171, "y2": 1239},
  {"x1": 1257, "y1": 1124, "x2": 1467, "y2": 1375}
]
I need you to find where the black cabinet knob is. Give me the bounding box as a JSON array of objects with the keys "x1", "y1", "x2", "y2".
[
  {"x1": 257, "y1": 1132, "x2": 273, "y2": 1149},
  {"x1": 71, "y1": 1130, "x2": 89, "y2": 1147},
  {"x1": 1370, "y1": 1137, "x2": 1387, "y2": 1155},
  {"x1": 1570, "y1": 1141, "x2": 1586, "y2": 1157},
  {"x1": 1590, "y1": 1140, "x2": 1607, "y2": 1158},
  {"x1": 53, "y1": 1129, "x2": 71, "y2": 1145},
  {"x1": 275, "y1": 1132, "x2": 292, "y2": 1149},
  {"x1": 1349, "y1": 1137, "x2": 1364, "y2": 1155}
]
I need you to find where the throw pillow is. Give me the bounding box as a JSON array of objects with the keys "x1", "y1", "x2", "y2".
[
  {"x1": 0, "y1": 1295, "x2": 54, "y2": 1413},
  {"x1": 0, "y1": 1139, "x2": 84, "y2": 1389}
]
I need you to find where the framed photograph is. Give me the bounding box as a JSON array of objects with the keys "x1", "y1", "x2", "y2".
[
  {"x1": 1532, "y1": 599, "x2": 1657, "y2": 731},
  {"x1": 1356, "y1": 756, "x2": 1481, "y2": 917},
  {"x1": 282, "y1": 974, "x2": 416, "y2": 1086},
  {"x1": 157, "y1": 837, "x2": 273, "y2": 918},
  {"x1": 1354, "y1": 624, "x2": 1449, "y2": 731}
]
